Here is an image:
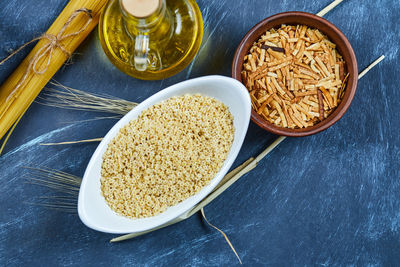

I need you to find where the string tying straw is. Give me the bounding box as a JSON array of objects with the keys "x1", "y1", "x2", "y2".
[{"x1": 0, "y1": 8, "x2": 93, "y2": 103}]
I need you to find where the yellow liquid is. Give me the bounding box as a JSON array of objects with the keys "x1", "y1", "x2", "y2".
[{"x1": 99, "y1": 0, "x2": 203, "y2": 80}]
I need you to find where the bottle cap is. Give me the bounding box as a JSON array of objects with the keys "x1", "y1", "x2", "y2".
[{"x1": 121, "y1": 0, "x2": 161, "y2": 18}]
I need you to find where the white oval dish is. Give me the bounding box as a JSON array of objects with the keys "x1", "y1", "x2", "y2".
[{"x1": 78, "y1": 75, "x2": 251, "y2": 234}]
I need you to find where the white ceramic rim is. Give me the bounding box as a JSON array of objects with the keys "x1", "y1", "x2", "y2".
[{"x1": 78, "y1": 75, "x2": 251, "y2": 234}]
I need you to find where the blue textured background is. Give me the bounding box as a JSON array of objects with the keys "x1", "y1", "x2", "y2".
[{"x1": 1, "y1": 0, "x2": 399, "y2": 266}]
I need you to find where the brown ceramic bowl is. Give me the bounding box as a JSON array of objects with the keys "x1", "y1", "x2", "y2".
[{"x1": 232, "y1": 11, "x2": 358, "y2": 136}]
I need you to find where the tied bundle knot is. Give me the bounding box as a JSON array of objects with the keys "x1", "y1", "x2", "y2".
[{"x1": 0, "y1": 8, "x2": 93, "y2": 102}]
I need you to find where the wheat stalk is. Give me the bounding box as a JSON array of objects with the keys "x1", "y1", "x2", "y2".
[
  {"x1": 38, "y1": 80, "x2": 137, "y2": 116},
  {"x1": 25, "y1": 167, "x2": 81, "y2": 212}
]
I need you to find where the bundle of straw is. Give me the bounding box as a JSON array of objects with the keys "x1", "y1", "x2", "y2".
[{"x1": 0, "y1": 0, "x2": 108, "y2": 142}]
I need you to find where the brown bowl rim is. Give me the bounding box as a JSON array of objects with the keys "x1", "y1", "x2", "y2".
[{"x1": 232, "y1": 11, "x2": 358, "y2": 137}]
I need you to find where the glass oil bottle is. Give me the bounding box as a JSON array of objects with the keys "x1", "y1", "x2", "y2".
[{"x1": 98, "y1": 0, "x2": 203, "y2": 80}]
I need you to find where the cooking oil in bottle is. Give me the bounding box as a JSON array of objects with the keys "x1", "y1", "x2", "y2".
[{"x1": 98, "y1": 0, "x2": 203, "y2": 80}]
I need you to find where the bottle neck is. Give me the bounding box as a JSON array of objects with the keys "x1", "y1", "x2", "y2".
[{"x1": 120, "y1": 0, "x2": 169, "y2": 35}]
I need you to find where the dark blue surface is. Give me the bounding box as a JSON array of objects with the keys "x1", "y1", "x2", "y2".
[{"x1": 1, "y1": 0, "x2": 400, "y2": 266}]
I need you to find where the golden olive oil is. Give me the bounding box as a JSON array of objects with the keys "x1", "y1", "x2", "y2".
[{"x1": 99, "y1": 0, "x2": 203, "y2": 80}]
